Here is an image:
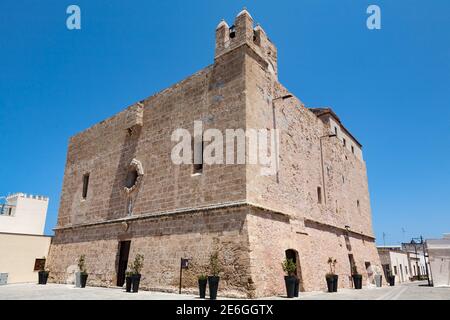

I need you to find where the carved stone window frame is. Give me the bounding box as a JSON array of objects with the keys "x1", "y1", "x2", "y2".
[{"x1": 124, "y1": 159, "x2": 144, "y2": 194}]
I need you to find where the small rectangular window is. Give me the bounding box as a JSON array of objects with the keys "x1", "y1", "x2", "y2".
[
  {"x1": 317, "y1": 186, "x2": 322, "y2": 204},
  {"x1": 343, "y1": 138, "x2": 346, "y2": 147},
  {"x1": 34, "y1": 258, "x2": 46, "y2": 271},
  {"x1": 82, "y1": 173, "x2": 90, "y2": 199},
  {"x1": 351, "y1": 146, "x2": 354, "y2": 154},
  {"x1": 334, "y1": 127, "x2": 338, "y2": 135}
]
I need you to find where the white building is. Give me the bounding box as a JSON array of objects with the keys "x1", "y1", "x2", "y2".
[
  {"x1": 377, "y1": 246, "x2": 411, "y2": 283},
  {"x1": 0, "y1": 193, "x2": 49, "y2": 235},
  {"x1": 426, "y1": 234, "x2": 450, "y2": 287},
  {"x1": 0, "y1": 193, "x2": 52, "y2": 284},
  {"x1": 401, "y1": 242, "x2": 428, "y2": 279}
]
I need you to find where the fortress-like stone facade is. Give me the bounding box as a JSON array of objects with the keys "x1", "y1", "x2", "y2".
[{"x1": 47, "y1": 10, "x2": 381, "y2": 298}]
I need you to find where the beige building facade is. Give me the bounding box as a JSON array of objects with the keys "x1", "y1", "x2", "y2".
[
  {"x1": 47, "y1": 10, "x2": 381, "y2": 297},
  {"x1": 427, "y1": 235, "x2": 450, "y2": 287},
  {"x1": 0, "y1": 233, "x2": 51, "y2": 283},
  {"x1": 0, "y1": 193, "x2": 52, "y2": 284}
]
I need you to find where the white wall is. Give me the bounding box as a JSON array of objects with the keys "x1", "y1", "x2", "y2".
[
  {"x1": 0, "y1": 193, "x2": 48, "y2": 235},
  {"x1": 427, "y1": 239, "x2": 450, "y2": 287},
  {"x1": 389, "y1": 251, "x2": 410, "y2": 283},
  {"x1": 0, "y1": 233, "x2": 52, "y2": 283}
]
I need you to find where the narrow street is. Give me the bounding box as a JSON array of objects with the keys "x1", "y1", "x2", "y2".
[{"x1": 289, "y1": 281, "x2": 450, "y2": 300}]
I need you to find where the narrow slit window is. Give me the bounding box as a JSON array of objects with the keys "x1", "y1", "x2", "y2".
[
  {"x1": 343, "y1": 138, "x2": 346, "y2": 147},
  {"x1": 82, "y1": 173, "x2": 90, "y2": 199},
  {"x1": 317, "y1": 186, "x2": 322, "y2": 204},
  {"x1": 351, "y1": 145, "x2": 355, "y2": 154},
  {"x1": 193, "y1": 136, "x2": 203, "y2": 174},
  {"x1": 334, "y1": 127, "x2": 338, "y2": 135}
]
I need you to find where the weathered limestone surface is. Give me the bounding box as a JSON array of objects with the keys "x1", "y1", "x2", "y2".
[{"x1": 48, "y1": 9, "x2": 382, "y2": 298}]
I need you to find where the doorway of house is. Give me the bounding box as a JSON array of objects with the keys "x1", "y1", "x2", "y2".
[
  {"x1": 365, "y1": 261, "x2": 373, "y2": 284},
  {"x1": 285, "y1": 249, "x2": 304, "y2": 292},
  {"x1": 117, "y1": 240, "x2": 131, "y2": 287},
  {"x1": 348, "y1": 254, "x2": 356, "y2": 287},
  {"x1": 399, "y1": 263, "x2": 404, "y2": 282}
]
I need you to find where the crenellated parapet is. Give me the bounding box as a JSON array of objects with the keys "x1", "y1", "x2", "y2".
[{"x1": 215, "y1": 8, "x2": 278, "y2": 78}]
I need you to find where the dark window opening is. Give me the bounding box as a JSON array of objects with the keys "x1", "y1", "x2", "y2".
[
  {"x1": 343, "y1": 138, "x2": 346, "y2": 147},
  {"x1": 317, "y1": 187, "x2": 322, "y2": 204},
  {"x1": 253, "y1": 30, "x2": 260, "y2": 44},
  {"x1": 229, "y1": 25, "x2": 236, "y2": 38},
  {"x1": 351, "y1": 145, "x2": 355, "y2": 154},
  {"x1": 334, "y1": 127, "x2": 338, "y2": 135},
  {"x1": 348, "y1": 254, "x2": 356, "y2": 277},
  {"x1": 82, "y1": 173, "x2": 90, "y2": 199},
  {"x1": 125, "y1": 169, "x2": 138, "y2": 189},
  {"x1": 193, "y1": 137, "x2": 204, "y2": 174}
]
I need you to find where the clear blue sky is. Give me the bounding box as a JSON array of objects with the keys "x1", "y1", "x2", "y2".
[{"x1": 1, "y1": 1, "x2": 449, "y2": 244}]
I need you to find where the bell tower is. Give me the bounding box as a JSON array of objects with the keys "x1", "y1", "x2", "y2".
[{"x1": 214, "y1": 8, "x2": 278, "y2": 78}]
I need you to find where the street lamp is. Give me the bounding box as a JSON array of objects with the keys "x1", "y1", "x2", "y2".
[
  {"x1": 410, "y1": 236, "x2": 431, "y2": 285},
  {"x1": 319, "y1": 134, "x2": 337, "y2": 204}
]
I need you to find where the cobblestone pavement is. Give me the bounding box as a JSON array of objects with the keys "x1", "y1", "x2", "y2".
[{"x1": 0, "y1": 281, "x2": 448, "y2": 300}]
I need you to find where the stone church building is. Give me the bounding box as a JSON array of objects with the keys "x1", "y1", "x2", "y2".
[{"x1": 47, "y1": 9, "x2": 381, "y2": 298}]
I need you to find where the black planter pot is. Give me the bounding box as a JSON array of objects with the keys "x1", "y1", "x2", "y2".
[
  {"x1": 198, "y1": 279, "x2": 207, "y2": 299},
  {"x1": 333, "y1": 275, "x2": 339, "y2": 292},
  {"x1": 125, "y1": 276, "x2": 132, "y2": 292},
  {"x1": 284, "y1": 276, "x2": 296, "y2": 298},
  {"x1": 132, "y1": 274, "x2": 141, "y2": 293},
  {"x1": 388, "y1": 275, "x2": 395, "y2": 286},
  {"x1": 38, "y1": 271, "x2": 49, "y2": 285},
  {"x1": 326, "y1": 275, "x2": 334, "y2": 293},
  {"x1": 294, "y1": 277, "x2": 299, "y2": 297},
  {"x1": 352, "y1": 274, "x2": 363, "y2": 289},
  {"x1": 208, "y1": 276, "x2": 220, "y2": 300},
  {"x1": 80, "y1": 273, "x2": 88, "y2": 288}
]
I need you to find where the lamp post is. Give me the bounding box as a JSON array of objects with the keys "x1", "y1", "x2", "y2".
[
  {"x1": 410, "y1": 236, "x2": 430, "y2": 284},
  {"x1": 419, "y1": 235, "x2": 431, "y2": 286},
  {"x1": 410, "y1": 239, "x2": 421, "y2": 278},
  {"x1": 271, "y1": 94, "x2": 293, "y2": 183},
  {"x1": 319, "y1": 134, "x2": 337, "y2": 204}
]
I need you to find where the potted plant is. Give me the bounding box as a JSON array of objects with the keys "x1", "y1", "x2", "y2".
[
  {"x1": 325, "y1": 257, "x2": 338, "y2": 292},
  {"x1": 38, "y1": 257, "x2": 49, "y2": 285},
  {"x1": 208, "y1": 251, "x2": 221, "y2": 300},
  {"x1": 351, "y1": 265, "x2": 362, "y2": 289},
  {"x1": 77, "y1": 255, "x2": 88, "y2": 288},
  {"x1": 388, "y1": 271, "x2": 395, "y2": 286},
  {"x1": 282, "y1": 258, "x2": 297, "y2": 298},
  {"x1": 130, "y1": 254, "x2": 144, "y2": 293},
  {"x1": 198, "y1": 274, "x2": 207, "y2": 299},
  {"x1": 125, "y1": 270, "x2": 133, "y2": 293}
]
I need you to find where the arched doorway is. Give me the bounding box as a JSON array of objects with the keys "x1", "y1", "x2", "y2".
[{"x1": 285, "y1": 249, "x2": 304, "y2": 292}]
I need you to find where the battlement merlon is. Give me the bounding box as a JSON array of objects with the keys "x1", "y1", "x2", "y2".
[{"x1": 215, "y1": 8, "x2": 278, "y2": 79}]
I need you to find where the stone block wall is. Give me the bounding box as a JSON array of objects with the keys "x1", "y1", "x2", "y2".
[{"x1": 48, "y1": 206, "x2": 255, "y2": 298}]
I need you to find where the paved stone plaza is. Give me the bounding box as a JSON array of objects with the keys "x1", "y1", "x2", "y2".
[{"x1": 0, "y1": 281, "x2": 448, "y2": 300}]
